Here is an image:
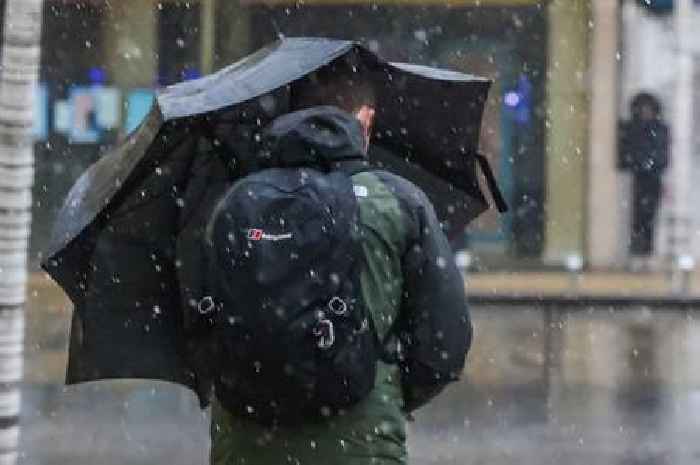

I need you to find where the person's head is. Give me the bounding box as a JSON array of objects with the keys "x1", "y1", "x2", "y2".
[
  {"x1": 293, "y1": 59, "x2": 376, "y2": 150},
  {"x1": 631, "y1": 92, "x2": 662, "y2": 122}
]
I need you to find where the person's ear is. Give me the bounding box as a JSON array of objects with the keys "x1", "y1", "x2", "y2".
[
  {"x1": 355, "y1": 105, "x2": 375, "y2": 151},
  {"x1": 355, "y1": 105, "x2": 376, "y2": 130}
]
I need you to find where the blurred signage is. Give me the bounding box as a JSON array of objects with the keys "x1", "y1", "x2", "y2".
[
  {"x1": 94, "y1": 87, "x2": 122, "y2": 130},
  {"x1": 33, "y1": 84, "x2": 48, "y2": 140},
  {"x1": 47, "y1": 86, "x2": 154, "y2": 144},
  {"x1": 69, "y1": 87, "x2": 100, "y2": 143},
  {"x1": 125, "y1": 90, "x2": 155, "y2": 135},
  {"x1": 53, "y1": 99, "x2": 71, "y2": 136},
  {"x1": 67, "y1": 86, "x2": 122, "y2": 143}
]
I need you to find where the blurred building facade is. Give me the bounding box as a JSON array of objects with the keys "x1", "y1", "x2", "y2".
[
  {"x1": 30, "y1": 0, "x2": 556, "y2": 270},
  {"x1": 32, "y1": 0, "x2": 698, "y2": 272}
]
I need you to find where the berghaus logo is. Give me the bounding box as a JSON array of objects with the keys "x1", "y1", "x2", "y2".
[{"x1": 246, "y1": 229, "x2": 293, "y2": 241}]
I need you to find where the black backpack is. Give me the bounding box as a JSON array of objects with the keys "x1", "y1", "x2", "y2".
[{"x1": 200, "y1": 165, "x2": 381, "y2": 425}]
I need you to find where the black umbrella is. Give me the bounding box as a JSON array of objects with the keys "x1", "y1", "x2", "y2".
[{"x1": 42, "y1": 37, "x2": 505, "y2": 394}]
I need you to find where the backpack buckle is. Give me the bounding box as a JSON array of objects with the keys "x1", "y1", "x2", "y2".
[
  {"x1": 328, "y1": 296, "x2": 348, "y2": 316},
  {"x1": 198, "y1": 296, "x2": 217, "y2": 314},
  {"x1": 313, "y1": 319, "x2": 335, "y2": 350}
]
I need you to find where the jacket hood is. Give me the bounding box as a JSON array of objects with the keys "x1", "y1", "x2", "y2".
[{"x1": 257, "y1": 106, "x2": 367, "y2": 170}]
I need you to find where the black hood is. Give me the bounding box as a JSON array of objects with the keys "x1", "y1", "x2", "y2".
[{"x1": 257, "y1": 106, "x2": 367, "y2": 170}]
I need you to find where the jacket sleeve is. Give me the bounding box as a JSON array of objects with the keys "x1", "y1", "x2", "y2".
[
  {"x1": 656, "y1": 122, "x2": 670, "y2": 172},
  {"x1": 398, "y1": 189, "x2": 473, "y2": 413}
]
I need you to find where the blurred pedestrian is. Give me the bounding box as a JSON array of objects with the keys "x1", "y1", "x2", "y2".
[{"x1": 618, "y1": 92, "x2": 670, "y2": 270}]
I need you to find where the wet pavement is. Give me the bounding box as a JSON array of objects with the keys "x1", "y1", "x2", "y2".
[
  {"x1": 18, "y1": 280, "x2": 700, "y2": 464},
  {"x1": 409, "y1": 306, "x2": 700, "y2": 465}
]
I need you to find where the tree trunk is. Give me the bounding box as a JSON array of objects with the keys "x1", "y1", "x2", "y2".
[{"x1": 0, "y1": 1, "x2": 43, "y2": 464}]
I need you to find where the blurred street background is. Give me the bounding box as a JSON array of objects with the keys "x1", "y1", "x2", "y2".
[
  {"x1": 26, "y1": 0, "x2": 700, "y2": 275},
  {"x1": 11, "y1": 0, "x2": 700, "y2": 463}
]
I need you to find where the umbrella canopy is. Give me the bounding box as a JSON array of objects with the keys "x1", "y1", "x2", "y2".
[
  {"x1": 42, "y1": 37, "x2": 501, "y2": 393},
  {"x1": 47, "y1": 37, "x2": 495, "y2": 262}
]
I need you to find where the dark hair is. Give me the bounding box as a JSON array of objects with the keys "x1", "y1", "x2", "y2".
[
  {"x1": 630, "y1": 92, "x2": 662, "y2": 120},
  {"x1": 292, "y1": 58, "x2": 376, "y2": 113}
]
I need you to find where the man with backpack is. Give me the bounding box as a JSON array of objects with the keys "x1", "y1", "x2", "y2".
[{"x1": 185, "y1": 67, "x2": 473, "y2": 465}]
